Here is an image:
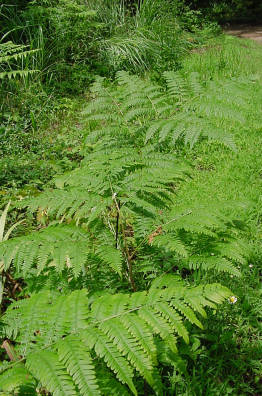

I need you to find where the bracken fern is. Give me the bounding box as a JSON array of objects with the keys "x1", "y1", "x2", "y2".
[
  {"x1": 0, "y1": 148, "x2": 246, "y2": 282},
  {"x1": 0, "y1": 276, "x2": 231, "y2": 395},
  {"x1": 83, "y1": 71, "x2": 251, "y2": 150},
  {"x1": 0, "y1": 65, "x2": 251, "y2": 395},
  {"x1": 0, "y1": 41, "x2": 39, "y2": 79}
]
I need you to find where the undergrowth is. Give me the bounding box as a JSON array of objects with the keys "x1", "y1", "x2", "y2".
[{"x1": 0, "y1": 0, "x2": 210, "y2": 207}]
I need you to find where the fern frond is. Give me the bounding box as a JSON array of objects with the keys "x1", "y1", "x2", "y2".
[
  {"x1": 186, "y1": 256, "x2": 241, "y2": 277},
  {"x1": 156, "y1": 301, "x2": 189, "y2": 343},
  {"x1": 83, "y1": 70, "x2": 244, "y2": 150},
  {"x1": 147, "y1": 203, "x2": 246, "y2": 276},
  {"x1": 0, "y1": 224, "x2": 124, "y2": 277},
  {"x1": 65, "y1": 290, "x2": 89, "y2": 332},
  {"x1": 0, "y1": 69, "x2": 39, "y2": 79},
  {"x1": 164, "y1": 71, "x2": 189, "y2": 101},
  {"x1": 0, "y1": 364, "x2": 35, "y2": 394},
  {"x1": 96, "y1": 245, "x2": 122, "y2": 276},
  {"x1": 0, "y1": 277, "x2": 231, "y2": 395},
  {"x1": 99, "y1": 318, "x2": 155, "y2": 387},
  {"x1": 57, "y1": 336, "x2": 100, "y2": 396},
  {"x1": 0, "y1": 42, "x2": 39, "y2": 79},
  {"x1": 170, "y1": 299, "x2": 203, "y2": 329},
  {"x1": 26, "y1": 351, "x2": 78, "y2": 396},
  {"x1": 83, "y1": 326, "x2": 137, "y2": 395},
  {"x1": 120, "y1": 314, "x2": 157, "y2": 365},
  {"x1": 138, "y1": 306, "x2": 178, "y2": 353},
  {"x1": 151, "y1": 233, "x2": 188, "y2": 257},
  {"x1": 96, "y1": 369, "x2": 132, "y2": 396},
  {"x1": 188, "y1": 71, "x2": 204, "y2": 96}
]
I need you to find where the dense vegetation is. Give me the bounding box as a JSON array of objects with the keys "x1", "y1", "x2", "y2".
[
  {"x1": 187, "y1": 0, "x2": 262, "y2": 23},
  {"x1": 0, "y1": 1, "x2": 262, "y2": 395}
]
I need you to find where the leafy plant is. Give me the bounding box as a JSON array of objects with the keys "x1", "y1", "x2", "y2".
[
  {"x1": 0, "y1": 143, "x2": 246, "y2": 289},
  {"x1": 0, "y1": 41, "x2": 38, "y2": 80},
  {"x1": 0, "y1": 68, "x2": 247, "y2": 392},
  {"x1": 0, "y1": 202, "x2": 24, "y2": 306},
  {"x1": 0, "y1": 149, "x2": 188, "y2": 281},
  {"x1": 92, "y1": 0, "x2": 188, "y2": 74},
  {"x1": 0, "y1": 4, "x2": 260, "y2": 393},
  {"x1": 1, "y1": 0, "x2": 100, "y2": 94},
  {"x1": 83, "y1": 71, "x2": 250, "y2": 151},
  {"x1": 0, "y1": 276, "x2": 231, "y2": 395}
]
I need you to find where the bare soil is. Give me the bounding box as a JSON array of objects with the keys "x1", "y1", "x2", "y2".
[{"x1": 225, "y1": 25, "x2": 262, "y2": 44}]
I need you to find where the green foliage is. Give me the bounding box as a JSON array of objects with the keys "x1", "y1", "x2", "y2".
[
  {"x1": 0, "y1": 41, "x2": 38, "y2": 80},
  {"x1": 163, "y1": 36, "x2": 262, "y2": 396},
  {"x1": 0, "y1": 278, "x2": 231, "y2": 395},
  {"x1": 0, "y1": 201, "x2": 24, "y2": 305},
  {"x1": 188, "y1": 0, "x2": 262, "y2": 23},
  {"x1": 0, "y1": 93, "x2": 84, "y2": 196},
  {"x1": 1, "y1": 2, "x2": 262, "y2": 394},
  {"x1": 0, "y1": 148, "x2": 187, "y2": 277},
  {"x1": 95, "y1": 0, "x2": 189, "y2": 74},
  {"x1": 0, "y1": 48, "x2": 249, "y2": 393},
  {"x1": 0, "y1": 140, "x2": 246, "y2": 283},
  {"x1": 99, "y1": 32, "x2": 159, "y2": 73},
  {"x1": 0, "y1": 224, "x2": 123, "y2": 278},
  {"x1": 83, "y1": 70, "x2": 251, "y2": 150},
  {"x1": 0, "y1": 0, "x2": 197, "y2": 203},
  {"x1": 1, "y1": 0, "x2": 99, "y2": 92},
  {"x1": 0, "y1": 0, "x2": 198, "y2": 91}
]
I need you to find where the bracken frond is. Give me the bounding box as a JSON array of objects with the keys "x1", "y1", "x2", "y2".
[{"x1": 0, "y1": 276, "x2": 231, "y2": 395}]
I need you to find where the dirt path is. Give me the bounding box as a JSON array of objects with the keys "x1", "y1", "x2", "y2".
[{"x1": 225, "y1": 25, "x2": 262, "y2": 44}]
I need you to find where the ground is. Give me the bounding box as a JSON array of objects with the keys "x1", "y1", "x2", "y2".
[{"x1": 226, "y1": 25, "x2": 262, "y2": 44}]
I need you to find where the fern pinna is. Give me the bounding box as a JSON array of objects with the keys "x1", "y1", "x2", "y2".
[{"x1": 0, "y1": 275, "x2": 231, "y2": 395}]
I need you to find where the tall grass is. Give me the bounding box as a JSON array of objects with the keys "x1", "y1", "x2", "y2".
[
  {"x1": 182, "y1": 35, "x2": 262, "y2": 81},
  {"x1": 0, "y1": 0, "x2": 214, "y2": 137},
  {"x1": 0, "y1": 0, "x2": 194, "y2": 93},
  {"x1": 172, "y1": 36, "x2": 262, "y2": 395}
]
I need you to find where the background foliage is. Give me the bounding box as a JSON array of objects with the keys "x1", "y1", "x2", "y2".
[{"x1": 186, "y1": 0, "x2": 262, "y2": 22}]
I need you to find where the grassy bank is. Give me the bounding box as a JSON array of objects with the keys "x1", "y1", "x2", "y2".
[{"x1": 172, "y1": 35, "x2": 262, "y2": 395}]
